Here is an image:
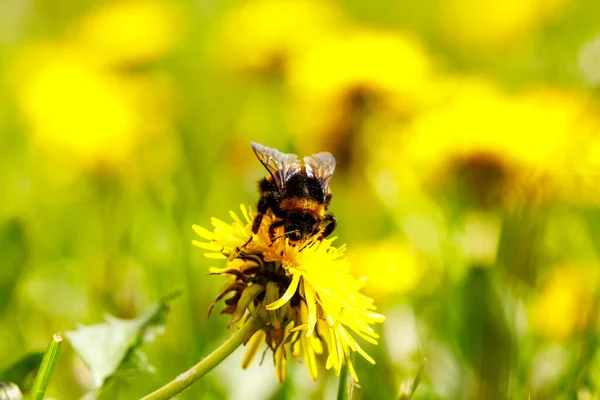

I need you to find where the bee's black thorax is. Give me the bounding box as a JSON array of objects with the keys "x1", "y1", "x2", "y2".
[{"x1": 280, "y1": 173, "x2": 326, "y2": 204}]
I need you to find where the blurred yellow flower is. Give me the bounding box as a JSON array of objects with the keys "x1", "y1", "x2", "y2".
[
  {"x1": 15, "y1": 44, "x2": 135, "y2": 166},
  {"x1": 193, "y1": 205, "x2": 385, "y2": 382},
  {"x1": 287, "y1": 29, "x2": 432, "y2": 156},
  {"x1": 372, "y1": 77, "x2": 576, "y2": 208},
  {"x1": 12, "y1": 43, "x2": 175, "y2": 177},
  {"x1": 529, "y1": 264, "x2": 599, "y2": 340},
  {"x1": 73, "y1": 0, "x2": 182, "y2": 66},
  {"x1": 215, "y1": 0, "x2": 346, "y2": 74},
  {"x1": 516, "y1": 87, "x2": 600, "y2": 204},
  {"x1": 348, "y1": 238, "x2": 426, "y2": 299},
  {"x1": 437, "y1": 0, "x2": 574, "y2": 51},
  {"x1": 10, "y1": 1, "x2": 181, "y2": 181}
]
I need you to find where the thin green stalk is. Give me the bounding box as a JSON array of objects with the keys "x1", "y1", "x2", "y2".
[
  {"x1": 336, "y1": 364, "x2": 349, "y2": 400},
  {"x1": 407, "y1": 358, "x2": 427, "y2": 400},
  {"x1": 30, "y1": 333, "x2": 62, "y2": 400},
  {"x1": 141, "y1": 316, "x2": 262, "y2": 400}
]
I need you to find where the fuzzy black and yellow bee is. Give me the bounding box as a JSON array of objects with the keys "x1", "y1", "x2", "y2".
[{"x1": 250, "y1": 142, "x2": 337, "y2": 244}]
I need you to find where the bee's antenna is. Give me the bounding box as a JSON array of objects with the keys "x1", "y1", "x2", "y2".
[
  {"x1": 298, "y1": 238, "x2": 318, "y2": 252},
  {"x1": 270, "y1": 230, "x2": 299, "y2": 246}
]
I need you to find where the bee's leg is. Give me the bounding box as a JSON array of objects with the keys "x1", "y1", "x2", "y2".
[
  {"x1": 268, "y1": 220, "x2": 285, "y2": 243},
  {"x1": 319, "y1": 214, "x2": 337, "y2": 240},
  {"x1": 252, "y1": 197, "x2": 270, "y2": 234},
  {"x1": 251, "y1": 214, "x2": 264, "y2": 235},
  {"x1": 253, "y1": 189, "x2": 283, "y2": 233},
  {"x1": 239, "y1": 197, "x2": 270, "y2": 253},
  {"x1": 237, "y1": 237, "x2": 252, "y2": 253}
]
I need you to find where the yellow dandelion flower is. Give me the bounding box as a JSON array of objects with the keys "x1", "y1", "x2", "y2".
[
  {"x1": 8, "y1": 1, "x2": 179, "y2": 181},
  {"x1": 287, "y1": 29, "x2": 432, "y2": 157},
  {"x1": 515, "y1": 87, "x2": 600, "y2": 205},
  {"x1": 72, "y1": 0, "x2": 182, "y2": 67},
  {"x1": 371, "y1": 77, "x2": 573, "y2": 208},
  {"x1": 11, "y1": 41, "x2": 175, "y2": 179},
  {"x1": 193, "y1": 204, "x2": 385, "y2": 382},
  {"x1": 348, "y1": 239, "x2": 427, "y2": 299},
  {"x1": 529, "y1": 264, "x2": 599, "y2": 340},
  {"x1": 215, "y1": 0, "x2": 346, "y2": 74},
  {"x1": 13, "y1": 43, "x2": 138, "y2": 168},
  {"x1": 437, "y1": 0, "x2": 574, "y2": 51}
]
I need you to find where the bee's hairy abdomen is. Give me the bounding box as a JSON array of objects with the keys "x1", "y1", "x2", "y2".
[{"x1": 280, "y1": 197, "x2": 326, "y2": 218}]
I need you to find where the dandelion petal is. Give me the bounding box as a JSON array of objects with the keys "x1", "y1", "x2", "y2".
[
  {"x1": 192, "y1": 225, "x2": 214, "y2": 240},
  {"x1": 304, "y1": 283, "x2": 318, "y2": 337},
  {"x1": 266, "y1": 273, "x2": 301, "y2": 310}
]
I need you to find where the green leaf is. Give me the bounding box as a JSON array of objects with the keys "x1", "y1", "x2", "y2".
[
  {"x1": 497, "y1": 207, "x2": 547, "y2": 286},
  {"x1": 65, "y1": 291, "x2": 180, "y2": 389},
  {"x1": 456, "y1": 268, "x2": 513, "y2": 400},
  {"x1": 113, "y1": 349, "x2": 155, "y2": 378},
  {"x1": 0, "y1": 353, "x2": 44, "y2": 393}
]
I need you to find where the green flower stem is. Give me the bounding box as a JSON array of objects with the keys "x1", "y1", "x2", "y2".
[
  {"x1": 336, "y1": 364, "x2": 349, "y2": 400},
  {"x1": 141, "y1": 316, "x2": 263, "y2": 400},
  {"x1": 30, "y1": 332, "x2": 62, "y2": 400}
]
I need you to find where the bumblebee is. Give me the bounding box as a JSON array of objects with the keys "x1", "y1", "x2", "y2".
[{"x1": 250, "y1": 142, "x2": 337, "y2": 243}]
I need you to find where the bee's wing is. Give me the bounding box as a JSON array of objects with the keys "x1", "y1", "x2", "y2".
[
  {"x1": 304, "y1": 152, "x2": 336, "y2": 193},
  {"x1": 251, "y1": 142, "x2": 301, "y2": 191}
]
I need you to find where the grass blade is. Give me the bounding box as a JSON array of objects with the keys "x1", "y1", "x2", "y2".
[{"x1": 30, "y1": 333, "x2": 62, "y2": 400}]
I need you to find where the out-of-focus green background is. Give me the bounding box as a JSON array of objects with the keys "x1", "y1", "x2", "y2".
[{"x1": 2, "y1": 0, "x2": 600, "y2": 399}]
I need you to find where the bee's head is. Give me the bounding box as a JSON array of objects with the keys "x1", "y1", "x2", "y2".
[{"x1": 285, "y1": 213, "x2": 320, "y2": 242}]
